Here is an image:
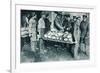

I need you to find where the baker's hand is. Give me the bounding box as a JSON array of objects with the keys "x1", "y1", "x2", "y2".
[{"x1": 29, "y1": 33, "x2": 32, "y2": 37}]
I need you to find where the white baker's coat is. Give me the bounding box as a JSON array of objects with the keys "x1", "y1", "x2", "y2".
[
  {"x1": 38, "y1": 18, "x2": 45, "y2": 29},
  {"x1": 28, "y1": 17, "x2": 37, "y2": 41}
]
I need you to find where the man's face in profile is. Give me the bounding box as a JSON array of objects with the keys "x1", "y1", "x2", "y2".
[
  {"x1": 67, "y1": 17, "x2": 70, "y2": 21},
  {"x1": 31, "y1": 12, "x2": 35, "y2": 17},
  {"x1": 83, "y1": 17, "x2": 87, "y2": 21},
  {"x1": 57, "y1": 14, "x2": 62, "y2": 19},
  {"x1": 42, "y1": 14, "x2": 46, "y2": 19}
]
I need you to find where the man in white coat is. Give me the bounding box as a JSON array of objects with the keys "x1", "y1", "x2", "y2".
[
  {"x1": 28, "y1": 12, "x2": 37, "y2": 52},
  {"x1": 38, "y1": 12, "x2": 46, "y2": 54}
]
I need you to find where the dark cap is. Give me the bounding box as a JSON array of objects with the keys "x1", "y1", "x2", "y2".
[
  {"x1": 41, "y1": 12, "x2": 46, "y2": 15},
  {"x1": 54, "y1": 12, "x2": 63, "y2": 17},
  {"x1": 73, "y1": 16, "x2": 77, "y2": 19},
  {"x1": 64, "y1": 14, "x2": 70, "y2": 17},
  {"x1": 83, "y1": 15, "x2": 87, "y2": 18},
  {"x1": 76, "y1": 16, "x2": 81, "y2": 19}
]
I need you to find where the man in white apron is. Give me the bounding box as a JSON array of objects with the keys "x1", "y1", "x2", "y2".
[
  {"x1": 29, "y1": 12, "x2": 37, "y2": 52},
  {"x1": 73, "y1": 16, "x2": 81, "y2": 59},
  {"x1": 38, "y1": 12, "x2": 46, "y2": 54}
]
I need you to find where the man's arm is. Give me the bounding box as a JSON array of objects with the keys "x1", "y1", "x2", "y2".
[
  {"x1": 55, "y1": 19, "x2": 64, "y2": 30},
  {"x1": 28, "y1": 19, "x2": 32, "y2": 37}
]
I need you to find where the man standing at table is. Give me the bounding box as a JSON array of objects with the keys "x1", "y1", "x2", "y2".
[
  {"x1": 80, "y1": 15, "x2": 89, "y2": 55},
  {"x1": 72, "y1": 16, "x2": 81, "y2": 59},
  {"x1": 29, "y1": 12, "x2": 37, "y2": 52},
  {"x1": 21, "y1": 13, "x2": 30, "y2": 51},
  {"x1": 54, "y1": 12, "x2": 64, "y2": 31},
  {"x1": 62, "y1": 14, "x2": 72, "y2": 32},
  {"x1": 38, "y1": 12, "x2": 46, "y2": 54}
]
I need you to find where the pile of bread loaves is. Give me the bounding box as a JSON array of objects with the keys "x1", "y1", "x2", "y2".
[{"x1": 44, "y1": 31, "x2": 73, "y2": 42}]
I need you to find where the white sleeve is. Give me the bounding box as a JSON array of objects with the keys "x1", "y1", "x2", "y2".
[
  {"x1": 25, "y1": 17, "x2": 29, "y2": 24},
  {"x1": 28, "y1": 19, "x2": 32, "y2": 34},
  {"x1": 38, "y1": 19, "x2": 42, "y2": 29}
]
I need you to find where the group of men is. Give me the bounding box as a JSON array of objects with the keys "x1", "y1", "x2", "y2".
[
  {"x1": 21, "y1": 11, "x2": 50, "y2": 53},
  {"x1": 21, "y1": 11, "x2": 89, "y2": 59},
  {"x1": 53, "y1": 12, "x2": 89, "y2": 59}
]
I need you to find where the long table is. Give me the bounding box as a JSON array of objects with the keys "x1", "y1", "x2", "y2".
[
  {"x1": 39, "y1": 37, "x2": 79, "y2": 59},
  {"x1": 42, "y1": 37, "x2": 76, "y2": 44}
]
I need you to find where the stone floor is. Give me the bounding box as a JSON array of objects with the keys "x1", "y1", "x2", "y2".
[{"x1": 20, "y1": 41, "x2": 89, "y2": 63}]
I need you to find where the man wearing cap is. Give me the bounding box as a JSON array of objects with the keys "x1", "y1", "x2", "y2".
[
  {"x1": 62, "y1": 14, "x2": 72, "y2": 32},
  {"x1": 72, "y1": 16, "x2": 81, "y2": 59},
  {"x1": 54, "y1": 13, "x2": 64, "y2": 31},
  {"x1": 29, "y1": 12, "x2": 37, "y2": 52},
  {"x1": 80, "y1": 15, "x2": 89, "y2": 55},
  {"x1": 38, "y1": 12, "x2": 46, "y2": 53},
  {"x1": 21, "y1": 13, "x2": 30, "y2": 51},
  {"x1": 70, "y1": 16, "x2": 77, "y2": 42}
]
